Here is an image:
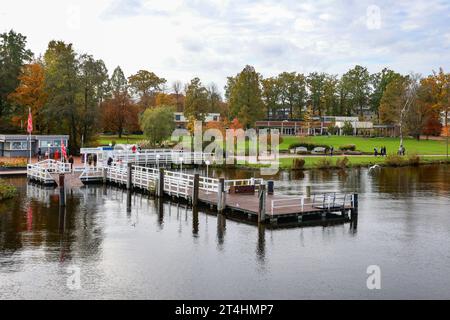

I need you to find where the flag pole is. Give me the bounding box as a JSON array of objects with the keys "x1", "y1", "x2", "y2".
[{"x1": 28, "y1": 107, "x2": 32, "y2": 164}]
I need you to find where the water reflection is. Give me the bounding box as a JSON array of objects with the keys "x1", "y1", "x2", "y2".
[{"x1": 0, "y1": 164, "x2": 449, "y2": 299}]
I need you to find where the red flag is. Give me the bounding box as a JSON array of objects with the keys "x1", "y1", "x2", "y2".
[
  {"x1": 27, "y1": 108, "x2": 33, "y2": 134},
  {"x1": 61, "y1": 139, "x2": 67, "y2": 159}
]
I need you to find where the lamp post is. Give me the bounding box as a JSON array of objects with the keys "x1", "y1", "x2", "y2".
[
  {"x1": 47, "y1": 143, "x2": 51, "y2": 160},
  {"x1": 205, "y1": 160, "x2": 211, "y2": 194},
  {"x1": 156, "y1": 154, "x2": 160, "y2": 169},
  {"x1": 179, "y1": 156, "x2": 183, "y2": 173}
]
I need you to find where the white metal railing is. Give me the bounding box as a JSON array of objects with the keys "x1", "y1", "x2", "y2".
[
  {"x1": 113, "y1": 150, "x2": 215, "y2": 165},
  {"x1": 132, "y1": 165, "x2": 159, "y2": 189},
  {"x1": 271, "y1": 197, "x2": 305, "y2": 215},
  {"x1": 27, "y1": 159, "x2": 72, "y2": 184},
  {"x1": 79, "y1": 167, "x2": 103, "y2": 182},
  {"x1": 311, "y1": 193, "x2": 351, "y2": 210}
]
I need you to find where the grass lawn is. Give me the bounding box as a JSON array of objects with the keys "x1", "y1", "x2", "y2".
[
  {"x1": 278, "y1": 155, "x2": 450, "y2": 169},
  {"x1": 280, "y1": 135, "x2": 449, "y2": 155},
  {"x1": 96, "y1": 134, "x2": 144, "y2": 146}
]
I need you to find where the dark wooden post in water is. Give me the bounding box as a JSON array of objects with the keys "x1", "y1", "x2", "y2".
[
  {"x1": 126, "y1": 163, "x2": 133, "y2": 190},
  {"x1": 306, "y1": 186, "x2": 311, "y2": 198},
  {"x1": 59, "y1": 174, "x2": 65, "y2": 207},
  {"x1": 258, "y1": 184, "x2": 267, "y2": 223},
  {"x1": 217, "y1": 178, "x2": 225, "y2": 213},
  {"x1": 351, "y1": 193, "x2": 359, "y2": 218},
  {"x1": 267, "y1": 180, "x2": 274, "y2": 195},
  {"x1": 192, "y1": 174, "x2": 199, "y2": 206},
  {"x1": 157, "y1": 168, "x2": 165, "y2": 197}
]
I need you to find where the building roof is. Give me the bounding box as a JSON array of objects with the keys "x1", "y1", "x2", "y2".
[{"x1": 0, "y1": 134, "x2": 69, "y2": 141}]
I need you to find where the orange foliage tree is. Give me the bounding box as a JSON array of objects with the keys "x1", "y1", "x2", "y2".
[
  {"x1": 100, "y1": 92, "x2": 140, "y2": 137},
  {"x1": 8, "y1": 63, "x2": 47, "y2": 131}
]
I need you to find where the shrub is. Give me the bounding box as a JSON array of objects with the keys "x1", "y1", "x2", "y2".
[
  {"x1": 292, "y1": 158, "x2": 305, "y2": 170},
  {"x1": 339, "y1": 144, "x2": 356, "y2": 151},
  {"x1": 384, "y1": 154, "x2": 406, "y2": 166},
  {"x1": 288, "y1": 142, "x2": 330, "y2": 151},
  {"x1": 0, "y1": 180, "x2": 17, "y2": 200},
  {"x1": 336, "y1": 157, "x2": 350, "y2": 169},
  {"x1": 407, "y1": 153, "x2": 421, "y2": 166},
  {"x1": 316, "y1": 157, "x2": 332, "y2": 169},
  {"x1": 327, "y1": 124, "x2": 339, "y2": 135},
  {"x1": 0, "y1": 158, "x2": 27, "y2": 168},
  {"x1": 342, "y1": 121, "x2": 354, "y2": 136}
]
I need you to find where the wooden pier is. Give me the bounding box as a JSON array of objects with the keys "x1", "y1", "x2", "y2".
[{"x1": 27, "y1": 158, "x2": 358, "y2": 224}]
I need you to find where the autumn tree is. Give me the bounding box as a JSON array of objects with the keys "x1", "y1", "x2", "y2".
[
  {"x1": 207, "y1": 83, "x2": 222, "y2": 113},
  {"x1": 0, "y1": 30, "x2": 33, "y2": 130},
  {"x1": 370, "y1": 68, "x2": 402, "y2": 121},
  {"x1": 184, "y1": 77, "x2": 208, "y2": 121},
  {"x1": 101, "y1": 92, "x2": 139, "y2": 138},
  {"x1": 172, "y1": 80, "x2": 184, "y2": 112},
  {"x1": 228, "y1": 65, "x2": 264, "y2": 128},
  {"x1": 128, "y1": 70, "x2": 166, "y2": 108},
  {"x1": 8, "y1": 62, "x2": 47, "y2": 131}
]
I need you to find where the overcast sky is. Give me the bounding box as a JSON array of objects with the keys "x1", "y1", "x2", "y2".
[{"x1": 1, "y1": 0, "x2": 449, "y2": 92}]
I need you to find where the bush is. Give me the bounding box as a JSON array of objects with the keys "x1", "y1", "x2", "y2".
[
  {"x1": 316, "y1": 158, "x2": 332, "y2": 169},
  {"x1": 0, "y1": 158, "x2": 27, "y2": 168},
  {"x1": 292, "y1": 158, "x2": 305, "y2": 170},
  {"x1": 0, "y1": 180, "x2": 17, "y2": 200},
  {"x1": 288, "y1": 142, "x2": 330, "y2": 151},
  {"x1": 342, "y1": 121, "x2": 354, "y2": 136},
  {"x1": 384, "y1": 154, "x2": 406, "y2": 166},
  {"x1": 339, "y1": 144, "x2": 356, "y2": 151},
  {"x1": 327, "y1": 124, "x2": 339, "y2": 135},
  {"x1": 408, "y1": 153, "x2": 421, "y2": 166},
  {"x1": 336, "y1": 157, "x2": 350, "y2": 169}
]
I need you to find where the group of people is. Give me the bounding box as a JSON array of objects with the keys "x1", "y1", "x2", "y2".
[
  {"x1": 86, "y1": 153, "x2": 98, "y2": 167},
  {"x1": 374, "y1": 146, "x2": 387, "y2": 157},
  {"x1": 397, "y1": 145, "x2": 406, "y2": 156}
]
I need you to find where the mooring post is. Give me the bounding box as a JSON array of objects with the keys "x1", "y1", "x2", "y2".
[
  {"x1": 158, "y1": 168, "x2": 165, "y2": 197},
  {"x1": 267, "y1": 180, "x2": 274, "y2": 195},
  {"x1": 353, "y1": 193, "x2": 359, "y2": 210},
  {"x1": 306, "y1": 186, "x2": 311, "y2": 198},
  {"x1": 258, "y1": 184, "x2": 267, "y2": 223},
  {"x1": 126, "y1": 162, "x2": 133, "y2": 190},
  {"x1": 192, "y1": 173, "x2": 199, "y2": 206},
  {"x1": 351, "y1": 193, "x2": 359, "y2": 220},
  {"x1": 59, "y1": 173, "x2": 65, "y2": 207},
  {"x1": 217, "y1": 178, "x2": 225, "y2": 213}
]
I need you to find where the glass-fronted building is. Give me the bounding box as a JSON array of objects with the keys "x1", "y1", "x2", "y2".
[{"x1": 0, "y1": 135, "x2": 69, "y2": 157}]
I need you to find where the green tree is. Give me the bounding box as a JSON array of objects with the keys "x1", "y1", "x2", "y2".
[
  {"x1": 341, "y1": 65, "x2": 371, "y2": 117},
  {"x1": 278, "y1": 72, "x2": 307, "y2": 119},
  {"x1": 111, "y1": 66, "x2": 128, "y2": 96},
  {"x1": 370, "y1": 68, "x2": 402, "y2": 121},
  {"x1": 341, "y1": 121, "x2": 354, "y2": 135},
  {"x1": 77, "y1": 54, "x2": 109, "y2": 146},
  {"x1": 322, "y1": 75, "x2": 339, "y2": 116},
  {"x1": 184, "y1": 77, "x2": 208, "y2": 121},
  {"x1": 262, "y1": 77, "x2": 281, "y2": 119},
  {"x1": 228, "y1": 65, "x2": 264, "y2": 128},
  {"x1": 140, "y1": 105, "x2": 175, "y2": 146},
  {"x1": 0, "y1": 30, "x2": 33, "y2": 127},
  {"x1": 43, "y1": 40, "x2": 80, "y2": 152},
  {"x1": 128, "y1": 70, "x2": 166, "y2": 108},
  {"x1": 307, "y1": 72, "x2": 327, "y2": 116}
]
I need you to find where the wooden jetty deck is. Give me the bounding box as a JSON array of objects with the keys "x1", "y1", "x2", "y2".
[{"x1": 27, "y1": 158, "x2": 358, "y2": 224}]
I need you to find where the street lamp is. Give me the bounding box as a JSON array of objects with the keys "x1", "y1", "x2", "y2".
[
  {"x1": 205, "y1": 160, "x2": 211, "y2": 194},
  {"x1": 179, "y1": 156, "x2": 184, "y2": 173},
  {"x1": 47, "y1": 143, "x2": 51, "y2": 160},
  {"x1": 156, "y1": 154, "x2": 160, "y2": 169}
]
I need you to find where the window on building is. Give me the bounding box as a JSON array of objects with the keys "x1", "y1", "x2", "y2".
[
  {"x1": 7, "y1": 141, "x2": 28, "y2": 150},
  {"x1": 175, "y1": 115, "x2": 181, "y2": 121}
]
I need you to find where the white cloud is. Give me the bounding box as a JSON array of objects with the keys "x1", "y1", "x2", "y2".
[{"x1": 1, "y1": 0, "x2": 449, "y2": 90}]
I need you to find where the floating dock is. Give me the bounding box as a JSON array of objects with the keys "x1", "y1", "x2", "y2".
[{"x1": 27, "y1": 156, "x2": 358, "y2": 224}]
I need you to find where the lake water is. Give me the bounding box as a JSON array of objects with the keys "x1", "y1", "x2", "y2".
[{"x1": 1, "y1": 165, "x2": 449, "y2": 299}]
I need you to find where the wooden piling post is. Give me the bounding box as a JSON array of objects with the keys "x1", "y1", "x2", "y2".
[
  {"x1": 258, "y1": 184, "x2": 266, "y2": 223},
  {"x1": 59, "y1": 174, "x2": 65, "y2": 207},
  {"x1": 267, "y1": 180, "x2": 274, "y2": 195},
  {"x1": 192, "y1": 173, "x2": 199, "y2": 206},
  {"x1": 306, "y1": 186, "x2": 311, "y2": 198},
  {"x1": 126, "y1": 163, "x2": 133, "y2": 190},
  {"x1": 158, "y1": 168, "x2": 165, "y2": 197},
  {"x1": 217, "y1": 178, "x2": 225, "y2": 213},
  {"x1": 353, "y1": 193, "x2": 359, "y2": 210}
]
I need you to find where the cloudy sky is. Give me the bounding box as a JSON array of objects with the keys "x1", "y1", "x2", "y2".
[{"x1": 1, "y1": 0, "x2": 449, "y2": 92}]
